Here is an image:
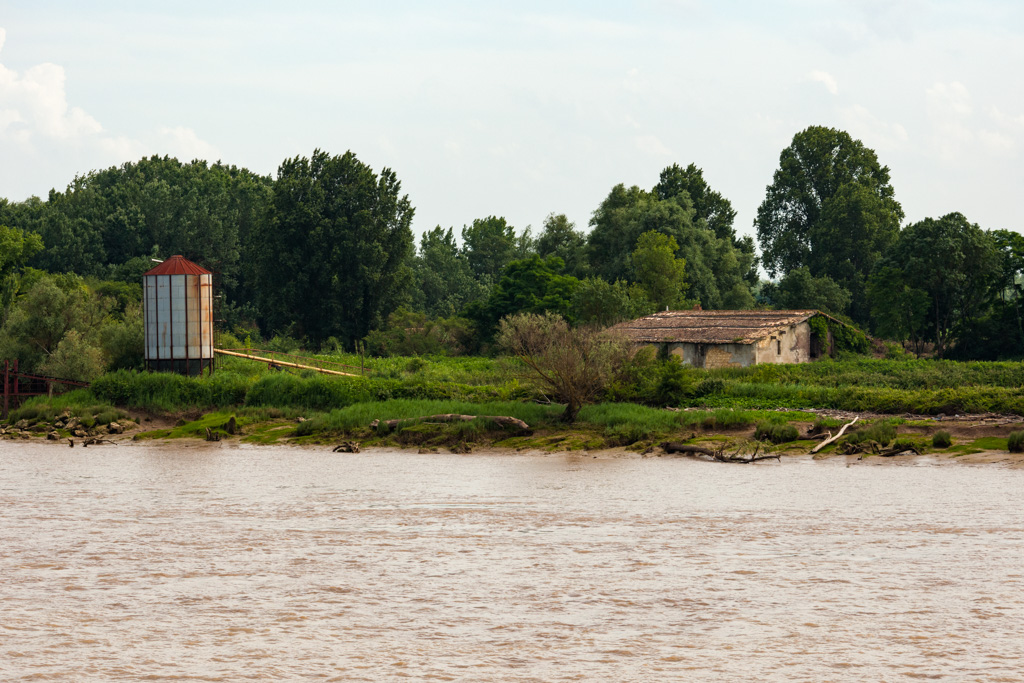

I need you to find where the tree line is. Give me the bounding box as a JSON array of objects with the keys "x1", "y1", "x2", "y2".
[{"x1": 0, "y1": 126, "x2": 1020, "y2": 380}]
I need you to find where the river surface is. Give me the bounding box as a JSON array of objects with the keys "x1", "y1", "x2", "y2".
[{"x1": 2, "y1": 441, "x2": 1024, "y2": 681}]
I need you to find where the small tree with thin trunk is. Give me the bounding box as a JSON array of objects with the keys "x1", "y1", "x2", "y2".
[{"x1": 497, "y1": 312, "x2": 630, "y2": 423}]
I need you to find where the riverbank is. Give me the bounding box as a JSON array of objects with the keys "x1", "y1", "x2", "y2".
[
  {"x1": 5, "y1": 355, "x2": 1024, "y2": 464},
  {"x1": 9, "y1": 403, "x2": 1024, "y2": 467}
]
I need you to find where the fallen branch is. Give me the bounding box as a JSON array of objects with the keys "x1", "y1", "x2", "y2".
[
  {"x1": 876, "y1": 445, "x2": 921, "y2": 458},
  {"x1": 82, "y1": 437, "x2": 116, "y2": 447},
  {"x1": 660, "y1": 441, "x2": 781, "y2": 464},
  {"x1": 810, "y1": 416, "x2": 859, "y2": 454},
  {"x1": 660, "y1": 442, "x2": 717, "y2": 457},
  {"x1": 332, "y1": 441, "x2": 361, "y2": 453},
  {"x1": 370, "y1": 414, "x2": 530, "y2": 430}
]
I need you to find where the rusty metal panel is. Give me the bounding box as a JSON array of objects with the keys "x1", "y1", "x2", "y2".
[
  {"x1": 156, "y1": 275, "x2": 171, "y2": 359},
  {"x1": 200, "y1": 274, "x2": 213, "y2": 357},
  {"x1": 144, "y1": 276, "x2": 158, "y2": 360},
  {"x1": 170, "y1": 274, "x2": 186, "y2": 358},
  {"x1": 185, "y1": 274, "x2": 200, "y2": 359}
]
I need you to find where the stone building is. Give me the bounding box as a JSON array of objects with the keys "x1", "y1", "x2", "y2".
[{"x1": 611, "y1": 310, "x2": 833, "y2": 368}]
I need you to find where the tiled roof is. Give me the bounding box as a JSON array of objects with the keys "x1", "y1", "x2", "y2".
[
  {"x1": 611, "y1": 309, "x2": 818, "y2": 344},
  {"x1": 142, "y1": 255, "x2": 212, "y2": 276}
]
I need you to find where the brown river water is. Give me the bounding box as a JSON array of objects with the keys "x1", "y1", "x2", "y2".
[{"x1": 2, "y1": 441, "x2": 1024, "y2": 682}]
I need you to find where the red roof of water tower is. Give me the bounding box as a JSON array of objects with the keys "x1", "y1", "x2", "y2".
[{"x1": 142, "y1": 255, "x2": 212, "y2": 276}]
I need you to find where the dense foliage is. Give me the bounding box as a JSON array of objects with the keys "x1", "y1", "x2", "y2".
[
  {"x1": 0, "y1": 127, "x2": 1020, "y2": 377},
  {"x1": 252, "y1": 150, "x2": 414, "y2": 347}
]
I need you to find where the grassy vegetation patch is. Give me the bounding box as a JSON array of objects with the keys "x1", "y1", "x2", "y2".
[
  {"x1": 932, "y1": 431, "x2": 952, "y2": 448},
  {"x1": 754, "y1": 421, "x2": 799, "y2": 444},
  {"x1": 1006, "y1": 431, "x2": 1023, "y2": 453}
]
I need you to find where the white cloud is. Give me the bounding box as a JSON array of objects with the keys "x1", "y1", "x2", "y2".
[
  {"x1": 977, "y1": 128, "x2": 1014, "y2": 156},
  {"x1": 926, "y1": 81, "x2": 974, "y2": 161},
  {"x1": 809, "y1": 70, "x2": 839, "y2": 95},
  {"x1": 155, "y1": 126, "x2": 220, "y2": 161},
  {"x1": 0, "y1": 60, "x2": 102, "y2": 141},
  {"x1": 0, "y1": 26, "x2": 218, "y2": 192},
  {"x1": 635, "y1": 134, "x2": 671, "y2": 157},
  {"x1": 840, "y1": 103, "x2": 909, "y2": 151}
]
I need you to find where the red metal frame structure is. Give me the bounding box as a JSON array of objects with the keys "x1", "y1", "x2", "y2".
[{"x1": 2, "y1": 360, "x2": 90, "y2": 419}]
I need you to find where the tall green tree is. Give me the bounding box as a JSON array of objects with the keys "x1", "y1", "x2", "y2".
[
  {"x1": 871, "y1": 213, "x2": 998, "y2": 356},
  {"x1": 411, "y1": 226, "x2": 488, "y2": 318},
  {"x1": 866, "y1": 265, "x2": 929, "y2": 354},
  {"x1": 630, "y1": 231, "x2": 690, "y2": 310},
  {"x1": 7, "y1": 156, "x2": 273, "y2": 310},
  {"x1": 0, "y1": 223, "x2": 44, "y2": 320},
  {"x1": 755, "y1": 126, "x2": 902, "y2": 321},
  {"x1": 536, "y1": 213, "x2": 589, "y2": 277},
  {"x1": 468, "y1": 254, "x2": 579, "y2": 337},
  {"x1": 461, "y1": 216, "x2": 519, "y2": 284},
  {"x1": 253, "y1": 150, "x2": 414, "y2": 347},
  {"x1": 571, "y1": 277, "x2": 653, "y2": 327},
  {"x1": 587, "y1": 183, "x2": 754, "y2": 309},
  {"x1": 654, "y1": 163, "x2": 736, "y2": 243},
  {"x1": 763, "y1": 266, "x2": 852, "y2": 316}
]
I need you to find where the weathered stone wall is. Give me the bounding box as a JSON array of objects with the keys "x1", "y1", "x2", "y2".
[
  {"x1": 648, "y1": 322, "x2": 813, "y2": 368},
  {"x1": 754, "y1": 321, "x2": 812, "y2": 365},
  {"x1": 667, "y1": 342, "x2": 756, "y2": 368}
]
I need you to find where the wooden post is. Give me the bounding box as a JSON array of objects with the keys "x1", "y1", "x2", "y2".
[{"x1": 3, "y1": 360, "x2": 8, "y2": 419}]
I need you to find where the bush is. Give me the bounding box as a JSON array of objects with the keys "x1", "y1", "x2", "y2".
[
  {"x1": 264, "y1": 334, "x2": 304, "y2": 353},
  {"x1": 932, "y1": 431, "x2": 952, "y2": 448},
  {"x1": 39, "y1": 330, "x2": 106, "y2": 382},
  {"x1": 1009, "y1": 431, "x2": 1024, "y2": 453},
  {"x1": 845, "y1": 420, "x2": 898, "y2": 447},
  {"x1": 754, "y1": 420, "x2": 799, "y2": 444},
  {"x1": 100, "y1": 313, "x2": 144, "y2": 371},
  {"x1": 653, "y1": 359, "x2": 692, "y2": 407},
  {"x1": 692, "y1": 377, "x2": 725, "y2": 398}
]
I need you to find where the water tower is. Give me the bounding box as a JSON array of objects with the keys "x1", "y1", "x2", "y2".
[{"x1": 142, "y1": 255, "x2": 215, "y2": 375}]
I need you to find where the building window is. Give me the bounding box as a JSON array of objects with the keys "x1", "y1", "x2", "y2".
[{"x1": 776, "y1": 339, "x2": 781, "y2": 355}]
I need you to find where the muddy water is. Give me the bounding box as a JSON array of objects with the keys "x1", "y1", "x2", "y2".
[{"x1": 2, "y1": 442, "x2": 1023, "y2": 681}]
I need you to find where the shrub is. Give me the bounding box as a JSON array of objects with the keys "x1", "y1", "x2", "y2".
[
  {"x1": 932, "y1": 431, "x2": 952, "y2": 448},
  {"x1": 692, "y1": 377, "x2": 725, "y2": 398},
  {"x1": 1009, "y1": 431, "x2": 1024, "y2": 453},
  {"x1": 653, "y1": 359, "x2": 692, "y2": 407},
  {"x1": 497, "y1": 312, "x2": 632, "y2": 422},
  {"x1": 754, "y1": 420, "x2": 799, "y2": 444},
  {"x1": 846, "y1": 420, "x2": 898, "y2": 447}
]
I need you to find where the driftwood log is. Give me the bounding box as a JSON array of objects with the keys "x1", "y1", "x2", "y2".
[
  {"x1": 82, "y1": 437, "x2": 116, "y2": 447},
  {"x1": 370, "y1": 414, "x2": 530, "y2": 430},
  {"x1": 877, "y1": 446, "x2": 921, "y2": 458},
  {"x1": 333, "y1": 441, "x2": 361, "y2": 453},
  {"x1": 810, "y1": 417, "x2": 859, "y2": 454},
  {"x1": 660, "y1": 441, "x2": 781, "y2": 464}
]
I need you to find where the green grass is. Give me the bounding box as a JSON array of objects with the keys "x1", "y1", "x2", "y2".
[
  {"x1": 8, "y1": 390, "x2": 126, "y2": 426},
  {"x1": 844, "y1": 420, "x2": 899, "y2": 447},
  {"x1": 1009, "y1": 431, "x2": 1024, "y2": 453},
  {"x1": 754, "y1": 421, "x2": 800, "y2": 444},
  {"x1": 948, "y1": 437, "x2": 1010, "y2": 455},
  {"x1": 295, "y1": 400, "x2": 564, "y2": 436}
]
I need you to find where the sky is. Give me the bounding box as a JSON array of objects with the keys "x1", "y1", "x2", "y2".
[{"x1": 1, "y1": 0, "x2": 1022, "y2": 246}]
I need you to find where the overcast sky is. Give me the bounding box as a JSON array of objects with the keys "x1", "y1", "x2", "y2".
[{"x1": 1, "y1": 0, "x2": 1021, "y2": 245}]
